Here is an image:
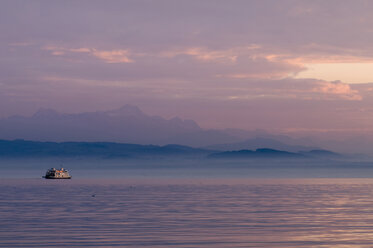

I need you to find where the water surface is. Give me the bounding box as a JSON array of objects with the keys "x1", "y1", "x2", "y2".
[{"x1": 1, "y1": 178, "x2": 373, "y2": 247}]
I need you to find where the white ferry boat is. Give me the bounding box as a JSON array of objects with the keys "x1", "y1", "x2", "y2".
[{"x1": 43, "y1": 168, "x2": 71, "y2": 179}]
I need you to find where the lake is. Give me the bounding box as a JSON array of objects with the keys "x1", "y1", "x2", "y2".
[{"x1": 1, "y1": 176, "x2": 373, "y2": 247}]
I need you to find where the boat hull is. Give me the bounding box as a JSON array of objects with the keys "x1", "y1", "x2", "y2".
[{"x1": 44, "y1": 176, "x2": 72, "y2": 179}]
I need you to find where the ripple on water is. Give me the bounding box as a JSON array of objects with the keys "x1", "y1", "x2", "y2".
[{"x1": 1, "y1": 179, "x2": 373, "y2": 247}]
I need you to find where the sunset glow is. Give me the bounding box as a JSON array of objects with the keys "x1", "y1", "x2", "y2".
[{"x1": 296, "y1": 63, "x2": 373, "y2": 84}]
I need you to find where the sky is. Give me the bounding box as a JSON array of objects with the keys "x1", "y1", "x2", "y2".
[{"x1": 2, "y1": 0, "x2": 373, "y2": 139}]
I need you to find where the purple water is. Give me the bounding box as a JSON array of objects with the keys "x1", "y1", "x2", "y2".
[{"x1": 1, "y1": 178, "x2": 373, "y2": 247}]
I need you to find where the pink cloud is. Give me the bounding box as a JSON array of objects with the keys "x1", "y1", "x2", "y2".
[
  {"x1": 159, "y1": 46, "x2": 262, "y2": 63},
  {"x1": 312, "y1": 80, "x2": 362, "y2": 100},
  {"x1": 159, "y1": 47, "x2": 238, "y2": 63},
  {"x1": 43, "y1": 46, "x2": 133, "y2": 63},
  {"x1": 90, "y1": 49, "x2": 133, "y2": 63}
]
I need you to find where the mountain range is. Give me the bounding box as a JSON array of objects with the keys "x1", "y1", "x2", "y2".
[
  {"x1": 0, "y1": 105, "x2": 318, "y2": 151},
  {"x1": 0, "y1": 105, "x2": 240, "y2": 147}
]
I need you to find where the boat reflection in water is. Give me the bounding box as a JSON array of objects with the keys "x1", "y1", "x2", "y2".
[{"x1": 43, "y1": 168, "x2": 71, "y2": 179}]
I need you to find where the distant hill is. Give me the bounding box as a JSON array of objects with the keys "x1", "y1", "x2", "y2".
[
  {"x1": 0, "y1": 140, "x2": 213, "y2": 159},
  {"x1": 300, "y1": 149, "x2": 341, "y2": 157},
  {"x1": 208, "y1": 148, "x2": 341, "y2": 159},
  {"x1": 0, "y1": 140, "x2": 341, "y2": 160},
  {"x1": 208, "y1": 148, "x2": 305, "y2": 159},
  {"x1": 206, "y1": 137, "x2": 318, "y2": 152}
]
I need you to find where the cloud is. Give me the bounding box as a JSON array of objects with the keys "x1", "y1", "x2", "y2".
[
  {"x1": 90, "y1": 49, "x2": 133, "y2": 63},
  {"x1": 38, "y1": 44, "x2": 305, "y2": 82},
  {"x1": 217, "y1": 78, "x2": 363, "y2": 102},
  {"x1": 159, "y1": 47, "x2": 241, "y2": 63},
  {"x1": 43, "y1": 46, "x2": 133, "y2": 63},
  {"x1": 312, "y1": 80, "x2": 362, "y2": 100}
]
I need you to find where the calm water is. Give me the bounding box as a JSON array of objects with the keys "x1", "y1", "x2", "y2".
[{"x1": 2, "y1": 178, "x2": 373, "y2": 247}]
